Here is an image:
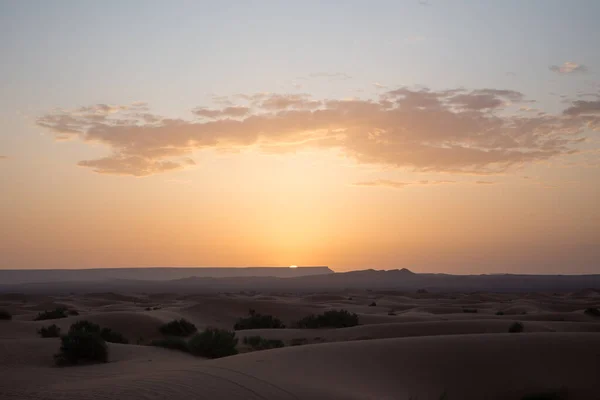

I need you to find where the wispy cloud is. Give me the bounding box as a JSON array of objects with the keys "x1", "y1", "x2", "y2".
[
  {"x1": 353, "y1": 179, "x2": 456, "y2": 189},
  {"x1": 37, "y1": 86, "x2": 598, "y2": 176},
  {"x1": 373, "y1": 82, "x2": 387, "y2": 89},
  {"x1": 308, "y1": 72, "x2": 352, "y2": 80},
  {"x1": 549, "y1": 62, "x2": 588, "y2": 75}
]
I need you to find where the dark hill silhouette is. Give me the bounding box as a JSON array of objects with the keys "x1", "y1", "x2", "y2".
[{"x1": 1, "y1": 268, "x2": 599, "y2": 294}]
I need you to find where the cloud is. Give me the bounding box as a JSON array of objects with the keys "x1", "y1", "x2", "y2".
[
  {"x1": 549, "y1": 62, "x2": 588, "y2": 74},
  {"x1": 77, "y1": 156, "x2": 195, "y2": 177},
  {"x1": 37, "y1": 87, "x2": 597, "y2": 176},
  {"x1": 308, "y1": 72, "x2": 352, "y2": 80},
  {"x1": 563, "y1": 100, "x2": 600, "y2": 116},
  {"x1": 373, "y1": 82, "x2": 387, "y2": 89},
  {"x1": 193, "y1": 106, "x2": 250, "y2": 119},
  {"x1": 0, "y1": 155, "x2": 7, "y2": 159},
  {"x1": 353, "y1": 179, "x2": 456, "y2": 189},
  {"x1": 475, "y1": 180, "x2": 496, "y2": 185}
]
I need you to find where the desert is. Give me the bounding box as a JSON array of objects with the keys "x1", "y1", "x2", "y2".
[{"x1": 1, "y1": 268, "x2": 599, "y2": 400}]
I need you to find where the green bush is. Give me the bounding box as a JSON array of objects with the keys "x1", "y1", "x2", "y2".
[
  {"x1": 188, "y1": 328, "x2": 238, "y2": 358},
  {"x1": 243, "y1": 335, "x2": 285, "y2": 350},
  {"x1": 296, "y1": 309, "x2": 359, "y2": 328},
  {"x1": 0, "y1": 309, "x2": 11, "y2": 320},
  {"x1": 159, "y1": 319, "x2": 197, "y2": 336},
  {"x1": 34, "y1": 308, "x2": 68, "y2": 321},
  {"x1": 54, "y1": 330, "x2": 108, "y2": 366},
  {"x1": 150, "y1": 337, "x2": 190, "y2": 353},
  {"x1": 234, "y1": 309, "x2": 285, "y2": 330},
  {"x1": 509, "y1": 322, "x2": 524, "y2": 333},
  {"x1": 69, "y1": 320, "x2": 100, "y2": 333},
  {"x1": 38, "y1": 324, "x2": 61, "y2": 338},
  {"x1": 67, "y1": 320, "x2": 127, "y2": 343},
  {"x1": 584, "y1": 307, "x2": 600, "y2": 317},
  {"x1": 100, "y1": 328, "x2": 128, "y2": 344}
]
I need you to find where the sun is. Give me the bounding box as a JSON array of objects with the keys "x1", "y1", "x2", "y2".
[{"x1": 289, "y1": 265, "x2": 298, "y2": 268}]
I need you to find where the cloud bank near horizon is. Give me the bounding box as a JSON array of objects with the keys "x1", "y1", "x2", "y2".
[{"x1": 37, "y1": 87, "x2": 599, "y2": 177}]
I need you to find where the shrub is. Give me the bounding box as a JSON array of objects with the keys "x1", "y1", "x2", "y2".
[
  {"x1": 584, "y1": 307, "x2": 600, "y2": 317},
  {"x1": 369, "y1": 302, "x2": 377, "y2": 307},
  {"x1": 509, "y1": 322, "x2": 524, "y2": 333},
  {"x1": 243, "y1": 335, "x2": 284, "y2": 350},
  {"x1": 159, "y1": 319, "x2": 197, "y2": 336},
  {"x1": 68, "y1": 310, "x2": 79, "y2": 316},
  {"x1": 463, "y1": 308, "x2": 478, "y2": 313},
  {"x1": 188, "y1": 328, "x2": 238, "y2": 358},
  {"x1": 296, "y1": 309, "x2": 359, "y2": 328},
  {"x1": 0, "y1": 309, "x2": 11, "y2": 320},
  {"x1": 100, "y1": 328, "x2": 128, "y2": 344},
  {"x1": 69, "y1": 320, "x2": 101, "y2": 334},
  {"x1": 388, "y1": 310, "x2": 396, "y2": 316},
  {"x1": 38, "y1": 324, "x2": 61, "y2": 338},
  {"x1": 54, "y1": 330, "x2": 108, "y2": 366},
  {"x1": 234, "y1": 309, "x2": 285, "y2": 330},
  {"x1": 34, "y1": 308, "x2": 68, "y2": 321},
  {"x1": 417, "y1": 288, "x2": 429, "y2": 294},
  {"x1": 67, "y1": 320, "x2": 127, "y2": 343},
  {"x1": 496, "y1": 311, "x2": 505, "y2": 315},
  {"x1": 290, "y1": 337, "x2": 308, "y2": 346},
  {"x1": 150, "y1": 337, "x2": 189, "y2": 353}
]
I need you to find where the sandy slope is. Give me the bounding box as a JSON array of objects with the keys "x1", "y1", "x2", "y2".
[
  {"x1": 1, "y1": 290, "x2": 599, "y2": 399},
  {"x1": 1, "y1": 333, "x2": 598, "y2": 399}
]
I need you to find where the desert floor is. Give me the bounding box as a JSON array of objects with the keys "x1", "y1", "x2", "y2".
[{"x1": 1, "y1": 289, "x2": 599, "y2": 399}]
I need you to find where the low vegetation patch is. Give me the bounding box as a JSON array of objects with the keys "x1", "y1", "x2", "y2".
[
  {"x1": 55, "y1": 322, "x2": 108, "y2": 366},
  {"x1": 100, "y1": 328, "x2": 128, "y2": 344},
  {"x1": 159, "y1": 318, "x2": 197, "y2": 336},
  {"x1": 68, "y1": 310, "x2": 79, "y2": 316},
  {"x1": 69, "y1": 320, "x2": 100, "y2": 333},
  {"x1": 296, "y1": 309, "x2": 359, "y2": 328},
  {"x1": 34, "y1": 307, "x2": 68, "y2": 321},
  {"x1": 234, "y1": 309, "x2": 285, "y2": 330},
  {"x1": 462, "y1": 308, "x2": 478, "y2": 313},
  {"x1": 38, "y1": 324, "x2": 61, "y2": 338},
  {"x1": 67, "y1": 320, "x2": 128, "y2": 343},
  {"x1": 509, "y1": 322, "x2": 524, "y2": 333},
  {"x1": 188, "y1": 328, "x2": 238, "y2": 358},
  {"x1": 150, "y1": 337, "x2": 190, "y2": 353},
  {"x1": 290, "y1": 337, "x2": 308, "y2": 346},
  {"x1": 368, "y1": 301, "x2": 377, "y2": 307},
  {"x1": 496, "y1": 311, "x2": 505, "y2": 315},
  {"x1": 584, "y1": 307, "x2": 600, "y2": 317},
  {"x1": 243, "y1": 335, "x2": 285, "y2": 350},
  {"x1": 0, "y1": 309, "x2": 11, "y2": 320}
]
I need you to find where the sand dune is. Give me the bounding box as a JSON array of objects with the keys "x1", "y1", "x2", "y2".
[
  {"x1": 1, "y1": 333, "x2": 598, "y2": 399},
  {"x1": 1, "y1": 288, "x2": 599, "y2": 399}
]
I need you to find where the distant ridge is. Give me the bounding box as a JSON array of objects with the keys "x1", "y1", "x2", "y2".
[
  {"x1": 0, "y1": 266, "x2": 333, "y2": 285},
  {"x1": 1, "y1": 268, "x2": 599, "y2": 294}
]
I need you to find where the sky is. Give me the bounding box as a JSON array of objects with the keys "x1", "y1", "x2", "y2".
[{"x1": 1, "y1": 0, "x2": 599, "y2": 273}]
